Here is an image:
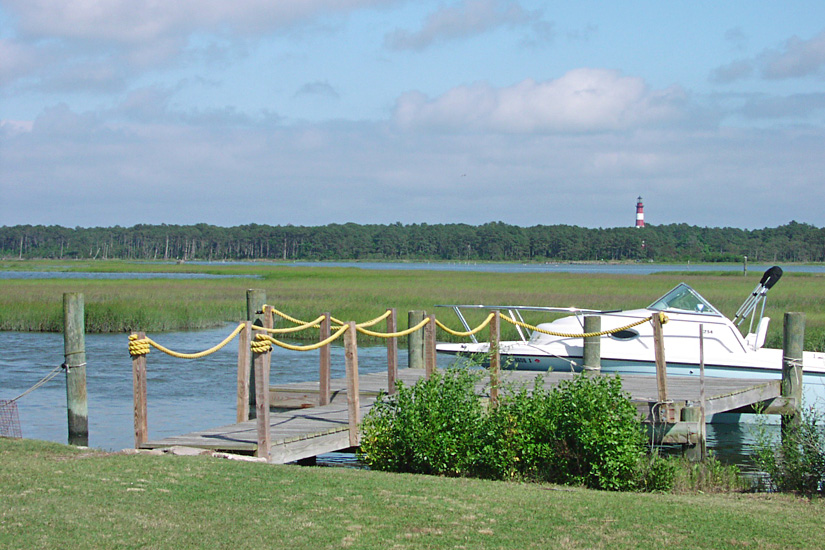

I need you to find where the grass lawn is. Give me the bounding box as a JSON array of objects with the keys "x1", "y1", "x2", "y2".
[{"x1": 1, "y1": 438, "x2": 823, "y2": 550}]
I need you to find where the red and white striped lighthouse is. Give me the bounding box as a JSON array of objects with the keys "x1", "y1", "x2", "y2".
[{"x1": 635, "y1": 196, "x2": 645, "y2": 228}]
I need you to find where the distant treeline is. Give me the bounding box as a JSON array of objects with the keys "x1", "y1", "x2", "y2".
[{"x1": 1, "y1": 221, "x2": 823, "y2": 263}]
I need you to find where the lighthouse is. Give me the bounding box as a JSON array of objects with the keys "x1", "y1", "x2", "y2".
[{"x1": 635, "y1": 196, "x2": 645, "y2": 228}]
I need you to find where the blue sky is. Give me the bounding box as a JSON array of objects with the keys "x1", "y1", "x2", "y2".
[{"x1": 2, "y1": 1, "x2": 824, "y2": 229}]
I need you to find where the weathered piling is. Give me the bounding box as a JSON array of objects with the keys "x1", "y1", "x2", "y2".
[
  {"x1": 246, "y1": 289, "x2": 266, "y2": 419},
  {"x1": 652, "y1": 313, "x2": 668, "y2": 403},
  {"x1": 236, "y1": 321, "x2": 252, "y2": 423},
  {"x1": 489, "y1": 311, "x2": 501, "y2": 407},
  {"x1": 408, "y1": 310, "x2": 425, "y2": 370},
  {"x1": 344, "y1": 322, "x2": 360, "y2": 447},
  {"x1": 132, "y1": 331, "x2": 148, "y2": 448},
  {"x1": 319, "y1": 312, "x2": 332, "y2": 405},
  {"x1": 582, "y1": 315, "x2": 601, "y2": 373},
  {"x1": 386, "y1": 308, "x2": 398, "y2": 394},
  {"x1": 63, "y1": 292, "x2": 88, "y2": 446},
  {"x1": 253, "y1": 328, "x2": 272, "y2": 461},
  {"x1": 424, "y1": 314, "x2": 437, "y2": 378},
  {"x1": 781, "y1": 312, "x2": 804, "y2": 435}
]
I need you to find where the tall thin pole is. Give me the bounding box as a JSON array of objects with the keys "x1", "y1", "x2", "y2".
[
  {"x1": 386, "y1": 309, "x2": 398, "y2": 394},
  {"x1": 63, "y1": 293, "x2": 88, "y2": 446},
  {"x1": 246, "y1": 289, "x2": 266, "y2": 419}
]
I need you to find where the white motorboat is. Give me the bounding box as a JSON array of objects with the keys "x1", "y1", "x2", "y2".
[{"x1": 436, "y1": 266, "x2": 825, "y2": 410}]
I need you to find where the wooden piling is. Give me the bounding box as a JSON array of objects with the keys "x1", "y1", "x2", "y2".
[
  {"x1": 246, "y1": 289, "x2": 266, "y2": 420},
  {"x1": 408, "y1": 310, "x2": 425, "y2": 370},
  {"x1": 781, "y1": 312, "x2": 805, "y2": 435},
  {"x1": 489, "y1": 311, "x2": 501, "y2": 407},
  {"x1": 63, "y1": 292, "x2": 88, "y2": 446},
  {"x1": 582, "y1": 315, "x2": 601, "y2": 373},
  {"x1": 253, "y1": 328, "x2": 272, "y2": 461},
  {"x1": 132, "y1": 331, "x2": 148, "y2": 448},
  {"x1": 652, "y1": 313, "x2": 668, "y2": 403},
  {"x1": 236, "y1": 321, "x2": 251, "y2": 423},
  {"x1": 319, "y1": 312, "x2": 332, "y2": 406},
  {"x1": 681, "y1": 405, "x2": 704, "y2": 461},
  {"x1": 344, "y1": 322, "x2": 360, "y2": 447},
  {"x1": 424, "y1": 314, "x2": 437, "y2": 378},
  {"x1": 386, "y1": 308, "x2": 398, "y2": 394}
]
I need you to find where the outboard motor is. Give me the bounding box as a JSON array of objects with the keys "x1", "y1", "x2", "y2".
[{"x1": 734, "y1": 266, "x2": 783, "y2": 348}]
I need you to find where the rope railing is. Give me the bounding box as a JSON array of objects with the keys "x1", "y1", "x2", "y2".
[
  {"x1": 500, "y1": 312, "x2": 667, "y2": 338},
  {"x1": 356, "y1": 316, "x2": 431, "y2": 339},
  {"x1": 435, "y1": 313, "x2": 495, "y2": 337},
  {"x1": 128, "y1": 322, "x2": 246, "y2": 358},
  {"x1": 253, "y1": 324, "x2": 351, "y2": 353}
]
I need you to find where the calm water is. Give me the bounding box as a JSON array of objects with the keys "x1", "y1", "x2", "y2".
[{"x1": 0, "y1": 326, "x2": 455, "y2": 453}]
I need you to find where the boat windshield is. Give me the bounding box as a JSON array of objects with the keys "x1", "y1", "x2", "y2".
[{"x1": 647, "y1": 283, "x2": 721, "y2": 316}]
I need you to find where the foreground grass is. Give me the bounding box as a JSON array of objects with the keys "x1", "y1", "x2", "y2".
[
  {"x1": 1, "y1": 438, "x2": 823, "y2": 550},
  {"x1": 2, "y1": 260, "x2": 825, "y2": 349}
]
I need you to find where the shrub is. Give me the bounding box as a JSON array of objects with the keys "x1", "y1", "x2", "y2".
[
  {"x1": 358, "y1": 368, "x2": 486, "y2": 476},
  {"x1": 753, "y1": 407, "x2": 825, "y2": 495},
  {"x1": 359, "y1": 370, "x2": 650, "y2": 491}
]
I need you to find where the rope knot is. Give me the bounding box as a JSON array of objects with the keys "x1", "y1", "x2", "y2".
[
  {"x1": 251, "y1": 334, "x2": 273, "y2": 354},
  {"x1": 128, "y1": 334, "x2": 151, "y2": 357}
]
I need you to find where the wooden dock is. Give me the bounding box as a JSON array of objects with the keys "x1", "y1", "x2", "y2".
[{"x1": 141, "y1": 368, "x2": 787, "y2": 464}]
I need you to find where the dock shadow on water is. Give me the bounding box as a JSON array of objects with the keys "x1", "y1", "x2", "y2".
[{"x1": 0, "y1": 325, "x2": 775, "y2": 473}]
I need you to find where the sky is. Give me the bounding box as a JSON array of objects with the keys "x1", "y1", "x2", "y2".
[{"x1": 1, "y1": 1, "x2": 824, "y2": 230}]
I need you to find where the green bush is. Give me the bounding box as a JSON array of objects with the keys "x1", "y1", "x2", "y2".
[
  {"x1": 754, "y1": 407, "x2": 825, "y2": 495},
  {"x1": 359, "y1": 370, "x2": 652, "y2": 491},
  {"x1": 358, "y1": 368, "x2": 487, "y2": 476}
]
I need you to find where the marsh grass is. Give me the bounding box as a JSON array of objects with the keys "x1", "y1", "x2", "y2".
[
  {"x1": 2, "y1": 438, "x2": 824, "y2": 550},
  {"x1": 2, "y1": 261, "x2": 825, "y2": 350}
]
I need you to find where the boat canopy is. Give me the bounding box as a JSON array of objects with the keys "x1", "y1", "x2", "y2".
[{"x1": 647, "y1": 283, "x2": 722, "y2": 316}]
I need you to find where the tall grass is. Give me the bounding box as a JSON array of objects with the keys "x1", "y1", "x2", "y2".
[{"x1": 2, "y1": 261, "x2": 825, "y2": 350}]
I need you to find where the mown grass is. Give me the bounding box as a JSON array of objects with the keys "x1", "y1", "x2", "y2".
[
  {"x1": 2, "y1": 260, "x2": 825, "y2": 350},
  {"x1": 2, "y1": 438, "x2": 823, "y2": 550}
]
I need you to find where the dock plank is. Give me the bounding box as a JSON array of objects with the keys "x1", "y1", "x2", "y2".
[{"x1": 142, "y1": 368, "x2": 782, "y2": 462}]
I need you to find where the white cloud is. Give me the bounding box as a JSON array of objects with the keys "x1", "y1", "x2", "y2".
[
  {"x1": 394, "y1": 68, "x2": 687, "y2": 133},
  {"x1": 1, "y1": 0, "x2": 396, "y2": 89},
  {"x1": 710, "y1": 29, "x2": 825, "y2": 83},
  {"x1": 4, "y1": 98, "x2": 823, "y2": 230},
  {"x1": 761, "y1": 29, "x2": 825, "y2": 79},
  {"x1": 384, "y1": 0, "x2": 547, "y2": 51},
  {"x1": 6, "y1": 0, "x2": 394, "y2": 43}
]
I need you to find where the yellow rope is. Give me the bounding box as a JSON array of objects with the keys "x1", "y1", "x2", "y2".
[
  {"x1": 253, "y1": 324, "x2": 350, "y2": 352},
  {"x1": 435, "y1": 313, "x2": 495, "y2": 337},
  {"x1": 257, "y1": 315, "x2": 327, "y2": 334},
  {"x1": 356, "y1": 316, "x2": 432, "y2": 338},
  {"x1": 128, "y1": 323, "x2": 246, "y2": 359},
  {"x1": 500, "y1": 313, "x2": 666, "y2": 338},
  {"x1": 266, "y1": 306, "x2": 392, "y2": 329}
]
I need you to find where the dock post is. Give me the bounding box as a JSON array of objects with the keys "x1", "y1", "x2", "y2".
[
  {"x1": 681, "y1": 406, "x2": 705, "y2": 461},
  {"x1": 236, "y1": 321, "x2": 252, "y2": 422},
  {"x1": 489, "y1": 311, "x2": 500, "y2": 407},
  {"x1": 246, "y1": 289, "x2": 266, "y2": 419},
  {"x1": 582, "y1": 315, "x2": 601, "y2": 374},
  {"x1": 408, "y1": 310, "x2": 425, "y2": 370},
  {"x1": 652, "y1": 313, "x2": 668, "y2": 403},
  {"x1": 63, "y1": 292, "x2": 88, "y2": 446},
  {"x1": 386, "y1": 309, "x2": 398, "y2": 394},
  {"x1": 781, "y1": 312, "x2": 805, "y2": 435},
  {"x1": 344, "y1": 322, "x2": 360, "y2": 447},
  {"x1": 132, "y1": 331, "x2": 148, "y2": 449},
  {"x1": 253, "y1": 328, "x2": 272, "y2": 461},
  {"x1": 424, "y1": 314, "x2": 437, "y2": 378},
  {"x1": 319, "y1": 312, "x2": 331, "y2": 406}
]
